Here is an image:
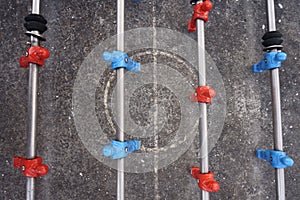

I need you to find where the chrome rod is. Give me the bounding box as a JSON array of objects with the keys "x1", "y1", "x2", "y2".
[
  {"x1": 197, "y1": 17, "x2": 209, "y2": 200},
  {"x1": 26, "y1": 0, "x2": 41, "y2": 199},
  {"x1": 117, "y1": 0, "x2": 125, "y2": 199},
  {"x1": 266, "y1": 0, "x2": 285, "y2": 199}
]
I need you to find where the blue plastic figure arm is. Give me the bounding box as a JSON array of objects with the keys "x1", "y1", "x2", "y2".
[
  {"x1": 253, "y1": 52, "x2": 287, "y2": 73},
  {"x1": 102, "y1": 140, "x2": 140, "y2": 159},
  {"x1": 103, "y1": 51, "x2": 141, "y2": 72},
  {"x1": 256, "y1": 149, "x2": 294, "y2": 169}
]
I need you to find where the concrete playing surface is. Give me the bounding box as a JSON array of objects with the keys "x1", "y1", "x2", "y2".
[{"x1": 1, "y1": 0, "x2": 299, "y2": 199}]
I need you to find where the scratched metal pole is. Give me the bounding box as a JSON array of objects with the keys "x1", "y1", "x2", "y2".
[
  {"x1": 26, "y1": 0, "x2": 41, "y2": 199},
  {"x1": 116, "y1": 0, "x2": 125, "y2": 199},
  {"x1": 196, "y1": 4, "x2": 209, "y2": 200},
  {"x1": 266, "y1": 0, "x2": 285, "y2": 199}
]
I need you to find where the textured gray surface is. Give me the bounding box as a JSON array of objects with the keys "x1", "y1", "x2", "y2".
[{"x1": 0, "y1": 0, "x2": 299, "y2": 200}]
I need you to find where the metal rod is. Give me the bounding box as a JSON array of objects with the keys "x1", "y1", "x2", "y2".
[
  {"x1": 266, "y1": 0, "x2": 285, "y2": 199},
  {"x1": 196, "y1": 17, "x2": 209, "y2": 200},
  {"x1": 26, "y1": 0, "x2": 40, "y2": 199},
  {"x1": 267, "y1": 0, "x2": 276, "y2": 31},
  {"x1": 117, "y1": 0, "x2": 125, "y2": 199}
]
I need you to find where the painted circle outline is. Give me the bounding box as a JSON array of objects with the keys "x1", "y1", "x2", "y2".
[{"x1": 72, "y1": 27, "x2": 226, "y2": 173}]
